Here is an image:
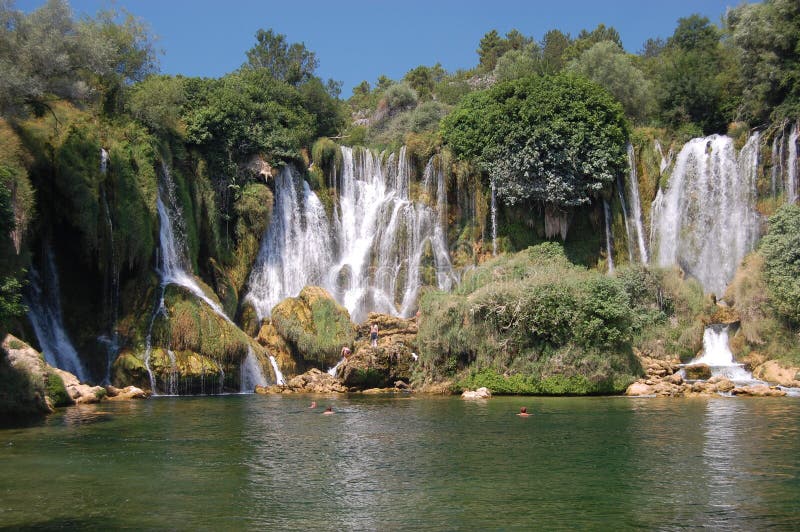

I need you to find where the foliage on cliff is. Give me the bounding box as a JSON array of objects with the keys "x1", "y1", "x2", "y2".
[{"x1": 760, "y1": 204, "x2": 800, "y2": 328}]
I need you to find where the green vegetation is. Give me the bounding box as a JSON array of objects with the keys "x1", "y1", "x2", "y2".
[
  {"x1": 45, "y1": 370, "x2": 72, "y2": 407},
  {"x1": 417, "y1": 243, "x2": 642, "y2": 394},
  {"x1": 441, "y1": 73, "x2": 629, "y2": 207},
  {"x1": 271, "y1": 287, "x2": 356, "y2": 367},
  {"x1": 760, "y1": 205, "x2": 800, "y2": 327}
]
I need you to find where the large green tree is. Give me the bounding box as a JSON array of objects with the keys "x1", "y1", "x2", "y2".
[
  {"x1": 441, "y1": 73, "x2": 629, "y2": 207},
  {"x1": 727, "y1": 0, "x2": 800, "y2": 123},
  {"x1": 761, "y1": 204, "x2": 800, "y2": 327},
  {"x1": 243, "y1": 28, "x2": 318, "y2": 86}
]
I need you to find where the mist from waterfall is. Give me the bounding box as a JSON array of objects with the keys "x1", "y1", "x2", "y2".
[
  {"x1": 651, "y1": 133, "x2": 761, "y2": 296},
  {"x1": 246, "y1": 146, "x2": 456, "y2": 323}
]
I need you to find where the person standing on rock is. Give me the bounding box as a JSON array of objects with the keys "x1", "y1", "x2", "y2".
[
  {"x1": 370, "y1": 323, "x2": 379, "y2": 348},
  {"x1": 341, "y1": 346, "x2": 351, "y2": 359}
]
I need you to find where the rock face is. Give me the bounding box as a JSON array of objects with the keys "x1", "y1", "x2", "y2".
[
  {"x1": 255, "y1": 368, "x2": 347, "y2": 394},
  {"x1": 271, "y1": 286, "x2": 356, "y2": 371},
  {"x1": 753, "y1": 360, "x2": 800, "y2": 388},
  {"x1": 256, "y1": 321, "x2": 298, "y2": 377},
  {"x1": 684, "y1": 364, "x2": 712, "y2": 381},
  {"x1": 338, "y1": 313, "x2": 418, "y2": 390},
  {"x1": 462, "y1": 387, "x2": 492, "y2": 399}
]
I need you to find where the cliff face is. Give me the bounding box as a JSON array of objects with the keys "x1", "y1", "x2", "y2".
[{"x1": 3, "y1": 102, "x2": 799, "y2": 396}]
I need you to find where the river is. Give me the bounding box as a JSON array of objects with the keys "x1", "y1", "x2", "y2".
[{"x1": 1, "y1": 395, "x2": 799, "y2": 529}]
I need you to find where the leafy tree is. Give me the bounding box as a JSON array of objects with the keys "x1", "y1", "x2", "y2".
[
  {"x1": 563, "y1": 23, "x2": 623, "y2": 61},
  {"x1": 243, "y1": 28, "x2": 318, "y2": 85},
  {"x1": 404, "y1": 63, "x2": 445, "y2": 101},
  {"x1": 760, "y1": 204, "x2": 800, "y2": 326},
  {"x1": 493, "y1": 42, "x2": 544, "y2": 82},
  {"x1": 477, "y1": 29, "x2": 532, "y2": 72},
  {"x1": 540, "y1": 29, "x2": 572, "y2": 73},
  {"x1": 654, "y1": 14, "x2": 736, "y2": 133},
  {"x1": 300, "y1": 77, "x2": 346, "y2": 138},
  {"x1": 727, "y1": 0, "x2": 800, "y2": 123},
  {"x1": 567, "y1": 41, "x2": 654, "y2": 123},
  {"x1": 126, "y1": 75, "x2": 186, "y2": 133},
  {"x1": 441, "y1": 73, "x2": 629, "y2": 207},
  {"x1": 0, "y1": 0, "x2": 156, "y2": 116},
  {"x1": 183, "y1": 69, "x2": 315, "y2": 171}
]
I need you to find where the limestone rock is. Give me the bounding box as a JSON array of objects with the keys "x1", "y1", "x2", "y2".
[
  {"x1": 105, "y1": 386, "x2": 148, "y2": 401},
  {"x1": 284, "y1": 369, "x2": 347, "y2": 393},
  {"x1": 1, "y1": 334, "x2": 58, "y2": 420},
  {"x1": 667, "y1": 373, "x2": 684, "y2": 385},
  {"x1": 271, "y1": 286, "x2": 356, "y2": 369},
  {"x1": 626, "y1": 382, "x2": 654, "y2": 396},
  {"x1": 256, "y1": 322, "x2": 297, "y2": 377},
  {"x1": 416, "y1": 380, "x2": 454, "y2": 394},
  {"x1": 731, "y1": 384, "x2": 786, "y2": 397},
  {"x1": 684, "y1": 364, "x2": 712, "y2": 381},
  {"x1": 461, "y1": 387, "x2": 492, "y2": 399},
  {"x1": 753, "y1": 360, "x2": 800, "y2": 387},
  {"x1": 54, "y1": 368, "x2": 106, "y2": 404}
]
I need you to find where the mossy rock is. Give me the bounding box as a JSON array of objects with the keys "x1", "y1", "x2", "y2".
[
  {"x1": 207, "y1": 258, "x2": 239, "y2": 319},
  {"x1": 111, "y1": 351, "x2": 149, "y2": 389},
  {"x1": 684, "y1": 364, "x2": 712, "y2": 381},
  {"x1": 46, "y1": 370, "x2": 73, "y2": 407},
  {"x1": 271, "y1": 286, "x2": 356, "y2": 367},
  {"x1": 256, "y1": 322, "x2": 298, "y2": 376}
]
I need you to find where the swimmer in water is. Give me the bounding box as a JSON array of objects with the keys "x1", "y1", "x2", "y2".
[
  {"x1": 517, "y1": 407, "x2": 531, "y2": 417},
  {"x1": 309, "y1": 401, "x2": 317, "y2": 409},
  {"x1": 323, "y1": 406, "x2": 334, "y2": 415}
]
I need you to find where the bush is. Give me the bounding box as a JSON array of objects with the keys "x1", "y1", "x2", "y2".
[
  {"x1": 417, "y1": 243, "x2": 642, "y2": 393},
  {"x1": 761, "y1": 204, "x2": 800, "y2": 326},
  {"x1": 382, "y1": 83, "x2": 418, "y2": 113},
  {"x1": 45, "y1": 370, "x2": 72, "y2": 407}
]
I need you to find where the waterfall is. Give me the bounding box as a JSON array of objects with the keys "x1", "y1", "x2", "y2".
[
  {"x1": 100, "y1": 147, "x2": 109, "y2": 174},
  {"x1": 240, "y1": 346, "x2": 268, "y2": 392},
  {"x1": 654, "y1": 139, "x2": 672, "y2": 174},
  {"x1": 327, "y1": 357, "x2": 345, "y2": 376},
  {"x1": 686, "y1": 325, "x2": 757, "y2": 383},
  {"x1": 99, "y1": 187, "x2": 120, "y2": 385},
  {"x1": 771, "y1": 132, "x2": 784, "y2": 199},
  {"x1": 603, "y1": 199, "x2": 614, "y2": 274},
  {"x1": 651, "y1": 133, "x2": 761, "y2": 296},
  {"x1": 787, "y1": 123, "x2": 798, "y2": 204},
  {"x1": 268, "y1": 355, "x2": 286, "y2": 386},
  {"x1": 616, "y1": 176, "x2": 634, "y2": 263},
  {"x1": 156, "y1": 163, "x2": 231, "y2": 322},
  {"x1": 626, "y1": 144, "x2": 649, "y2": 264},
  {"x1": 25, "y1": 249, "x2": 88, "y2": 381},
  {"x1": 246, "y1": 147, "x2": 456, "y2": 323}
]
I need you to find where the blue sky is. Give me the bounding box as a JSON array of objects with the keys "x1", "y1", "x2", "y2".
[{"x1": 17, "y1": 0, "x2": 749, "y2": 95}]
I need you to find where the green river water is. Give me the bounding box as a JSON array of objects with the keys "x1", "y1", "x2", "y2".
[{"x1": 1, "y1": 395, "x2": 799, "y2": 530}]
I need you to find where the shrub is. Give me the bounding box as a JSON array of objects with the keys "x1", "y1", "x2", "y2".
[
  {"x1": 761, "y1": 204, "x2": 800, "y2": 326},
  {"x1": 45, "y1": 370, "x2": 72, "y2": 407}
]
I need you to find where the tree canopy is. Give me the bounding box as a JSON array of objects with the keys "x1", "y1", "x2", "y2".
[{"x1": 441, "y1": 73, "x2": 629, "y2": 207}]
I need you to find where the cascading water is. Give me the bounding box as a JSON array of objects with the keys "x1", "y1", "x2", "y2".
[
  {"x1": 327, "y1": 357, "x2": 345, "y2": 377},
  {"x1": 625, "y1": 144, "x2": 649, "y2": 264},
  {"x1": 144, "y1": 162, "x2": 267, "y2": 394},
  {"x1": 771, "y1": 131, "x2": 784, "y2": 199},
  {"x1": 603, "y1": 199, "x2": 615, "y2": 274},
  {"x1": 685, "y1": 325, "x2": 757, "y2": 383},
  {"x1": 651, "y1": 133, "x2": 761, "y2": 296},
  {"x1": 25, "y1": 249, "x2": 88, "y2": 381},
  {"x1": 787, "y1": 123, "x2": 798, "y2": 204},
  {"x1": 616, "y1": 176, "x2": 634, "y2": 263},
  {"x1": 246, "y1": 147, "x2": 456, "y2": 323},
  {"x1": 268, "y1": 355, "x2": 286, "y2": 386},
  {"x1": 654, "y1": 139, "x2": 672, "y2": 174},
  {"x1": 240, "y1": 347, "x2": 268, "y2": 392}
]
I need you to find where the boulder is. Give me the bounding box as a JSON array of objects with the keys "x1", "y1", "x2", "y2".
[
  {"x1": 256, "y1": 322, "x2": 297, "y2": 377},
  {"x1": 271, "y1": 286, "x2": 356, "y2": 369},
  {"x1": 753, "y1": 360, "x2": 800, "y2": 387},
  {"x1": 1, "y1": 334, "x2": 59, "y2": 421},
  {"x1": 105, "y1": 386, "x2": 148, "y2": 401},
  {"x1": 684, "y1": 364, "x2": 712, "y2": 381},
  {"x1": 667, "y1": 373, "x2": 684, "y2": 385},
  {"x1": 461, "y1": 387, "x2": 492, "y2": 399},
  {"x1": 731, "y1": 384, "x2": 787, "y2": 397},
  {"x1": 625, "y1": 382, "x2": 654, "y2": 396},
  {"x1": 284, "y1": 369, "x2": 347, "y2": 393},
  {"x1": 54, "y1": 368, "x2": 106, "y2": 404}
]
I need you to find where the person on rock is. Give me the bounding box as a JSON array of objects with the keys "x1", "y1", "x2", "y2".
[
  {"x1": 341, "y1": 346, "x2": 351, "y2": 359},
  {"x1": 517, "y1": 407, "x2": 531, "y2": 417},
  {"x1": 370, "y1": 323, "x2": 379, "y2": 348}
]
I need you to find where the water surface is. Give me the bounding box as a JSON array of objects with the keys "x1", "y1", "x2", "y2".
[{"x1": 1, "y1": 395, "x2": 799, "y2": 530}]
